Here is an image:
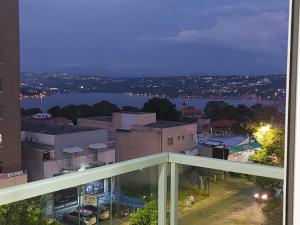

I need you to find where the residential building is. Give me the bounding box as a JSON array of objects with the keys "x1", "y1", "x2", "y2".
[
  {"x1": 21, "y1": 121, "x2": 115, "y2": 181},
  {"x1": 116, "y1": 121, "x2": 197, "y2": 162},
  {"x1": 202, "y1": 119, "x2": 238, "y2": 134},
  {"x1": 197, "y1": 134, "x2": 260, "y2": 162},
  {"x1": 0, "y1": 0, "x2": 27, "y2": 187},
  {"x1": 78, "y1": 112, "x2": 156, "y2": 140}
]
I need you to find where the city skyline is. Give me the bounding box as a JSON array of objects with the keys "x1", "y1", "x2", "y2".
[{"x1": 20, "y1": 0, "x2": 289, "y2": 76}]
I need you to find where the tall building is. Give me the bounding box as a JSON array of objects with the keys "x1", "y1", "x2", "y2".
[{"x1": 0, "y1": 1, "x2": 22, "y2": 173}]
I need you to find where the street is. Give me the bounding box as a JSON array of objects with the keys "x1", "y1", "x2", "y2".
[{"x1": 179, "y1": 186, "x2": 280, "y2": 225}]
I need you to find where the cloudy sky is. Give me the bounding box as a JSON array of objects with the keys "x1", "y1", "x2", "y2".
[{"x1": 20, "y1": 0, "x2": 289, "y2": 76}]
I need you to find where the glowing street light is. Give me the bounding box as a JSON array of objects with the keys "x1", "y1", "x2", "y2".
[{"x1": 260, "y1": 124, "x2": 271, "y2": 133}]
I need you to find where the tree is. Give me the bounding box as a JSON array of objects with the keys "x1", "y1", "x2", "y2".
[
  {"x1": 204, "y1": 101, "x2": 229, "y2": 121},
  {"x1": 129, "y1": 200, "x2": 158, "y2": 225},
  {"x1": 76, "y1": 104, "x2": 93, "y2": 118},
  {"x1": 92, "y1": 100, "x2": 120, "y2": 116},
  {"x1": 204, "y1": 101, "x2": 253, "y2": 123},
  {"x1": 122, "y1": 106, "x2": 140, "y2": 112},
  {"x1": 0, "y1": 197, "x2": 58, "y2": 225},
  {"x1": 21, "y1": 108, "x2": 42, "y2": 117},
  {"x1": 142, "y1": 98, "x2": 180, "y2": 121},
  {"x1": 248, "y1": 122, "x2": 284, "y2": 167},
  {"x1": 250, "y1": 104, "x2": 279, "y2": 121},
  {"x1": 61, "y1": 105, "x2": 78, "y2": 123},
  {"x1": 47, "y1": 106, "x2": 62, "y2": 117}
]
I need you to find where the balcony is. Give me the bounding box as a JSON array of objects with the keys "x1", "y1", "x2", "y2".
[{"x1": 0, "y1": 153, "x2": 284, "y2": 225}]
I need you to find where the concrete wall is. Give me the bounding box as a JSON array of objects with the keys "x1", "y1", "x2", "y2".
[
  {"x1": 22, "y1": 132, "x2": 55, "y2": 145},
  {"x1": 112, "y1": 112, "x2": 156, "y2": 129},
  {"x1": 116, "y1": 123, "x2": 197, "y2": 162},
  {"x1": 0, "y1": 174, "x2": 27, "y2": 189},
  {"x1": 161, "y1": 124, "x2": 197, "y2": 153},
  {"x1": 54, "y1": 129, "x2": 108, "y2": 160},
  {"x1": 0, "y1": 0, "x2": 21, "y2": 173},
  {"x1": 116, "y1": 130, "x2": 161, "y2": 162}
]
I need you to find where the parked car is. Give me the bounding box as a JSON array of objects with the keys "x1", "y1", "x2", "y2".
[
  {"x1": 81, "y1": 204, "x2": 110, "y2": 221},
  {"x1": 104, "y1": 203, "x2": 130, "y2": 217},
  {"x1": 63, "y1": 209, "x2": 97, "y2": 225}
]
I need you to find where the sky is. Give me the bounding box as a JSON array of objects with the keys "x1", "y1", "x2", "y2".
[{"x1": 20, "y1": 0, "x2": 289, "y2": 76}]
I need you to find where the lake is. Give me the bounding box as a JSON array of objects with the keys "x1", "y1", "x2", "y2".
[{"x1": 21, "y1": 92, "x2": 278, "y2": 112}]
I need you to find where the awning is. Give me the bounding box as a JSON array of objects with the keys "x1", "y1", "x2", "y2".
[
  {"x1": 63, "y1": 146, "x2": 83, "y2": 154},
  {"x1": 89, "y1": 143, "x2": 107, "y2": 150},
  {"x1": 230, "y1": 142, "x2": 261, "y2": 153}
]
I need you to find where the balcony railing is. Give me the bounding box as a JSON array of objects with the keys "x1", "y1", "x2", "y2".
[{"x1": 0, "y1": 153, "x2": 284, "y2": 225}]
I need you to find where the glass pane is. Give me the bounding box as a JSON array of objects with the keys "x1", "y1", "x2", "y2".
[{"x1": 178, "y1": 165, "x2": 283, "y2": 225}]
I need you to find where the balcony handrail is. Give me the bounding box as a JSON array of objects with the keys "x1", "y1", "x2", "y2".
[
  {"x1": 0, "y1": 152, "x2": 283, "y2": 206},
  {"x1": 169, "y1": 153, "x2": 284, "y2": 179}
]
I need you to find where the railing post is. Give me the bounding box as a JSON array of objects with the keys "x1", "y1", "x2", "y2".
[
  {"x1": 158, "y1": 163, "x2": 167, "y2": 225},
  {"x1": 170, "y1": 163, "x2": 179, "y2": 225}
]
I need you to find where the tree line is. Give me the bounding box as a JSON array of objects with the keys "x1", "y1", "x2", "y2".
[{"x1": 22, "y1": 98, "x2": 282, "y2": 127}]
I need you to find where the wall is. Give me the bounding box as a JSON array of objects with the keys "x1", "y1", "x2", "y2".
[
  {"x1": 161, "y1": 124, "x2": 197, "y2": 153},
  {"x1": 0, "y1": 174, "x2": 27, "y2": 189},
  {"x1": 116, "y1": 130, "x2": 161, "y2": 162},
  {"x1": 54, "y1": 129, "x2": 108, "y2": 160},
  {"x1": 0, "y1": 0, "x2": 21, "y2": 173},
  {"x1": 22, "y1": 132, "x2": 55, "y2": 145}
]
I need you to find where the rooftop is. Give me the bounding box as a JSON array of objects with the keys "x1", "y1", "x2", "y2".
[
  {"x1": 118, "y1": 111, "x2": 155, "y2": 115},
  {"x1": 144, "y1": 121, "x2": 194, "y2": 128},
  {"x1": 83, "y1": 116, "x2": 112, "y2": 122},
  {"x1": 22, "y1": 141, "x2": 54, "y2": 152},
  {"x1": 21, "y1": 121, "x2": 101, "y2": 135}
]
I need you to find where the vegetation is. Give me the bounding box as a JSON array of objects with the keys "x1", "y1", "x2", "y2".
[
  {"x1": 21, "y1": 108, "x2": 42, "y2": 117},
  {"x1": 46, "y1": 100, "x2": 120, "y2": 124},
  {"x1": 248, "y1": 122, "x2": 284, "y2": 167},
  {"x1": 129, "y1": 200, "x2": 159, "y2": 225},
  {"x1": 142, "y1": 98, "x2": 180, "y2": 121},
  {"x1": 0, "y1": 197, "x2": 60, "y2": 225}
]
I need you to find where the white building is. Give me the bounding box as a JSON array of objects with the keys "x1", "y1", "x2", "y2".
[{"x1": 21, "y1": 120, "x2": 115, "y2": 181}]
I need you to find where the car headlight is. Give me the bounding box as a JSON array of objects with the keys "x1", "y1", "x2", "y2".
[
  {"x1": 261, "y1": 194, "x2": 268, "y2": 200},
  {"x1": 254, "y1": 193, "x2": 259, "y2": 198}
]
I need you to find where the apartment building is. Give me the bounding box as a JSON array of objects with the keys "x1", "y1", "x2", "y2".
[
  {"x1": 79, "y1": 112, "x2": 197, "y2": 162},
  {"x1": 78, "y1": 112, "x2": 156, "y2": 140},
  {"x1": 116, "y1": 121, "x2": 197, "y2": 162},
  {"x1": 21, "y1": 121, "x2": 115, "y2": 181},
  {"x1": 0, "y1": 0, "x2": 27, "y2": 188}
]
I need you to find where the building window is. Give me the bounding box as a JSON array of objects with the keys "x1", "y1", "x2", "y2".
[
  {"x1": 178, "y1": 136, "x2": 180, "y2": 140},
  {"x1": 0, "y1": 49, "x2": 4, "y2": 64},
  {"x1": 189, "y1": 134, "x2": 194, "y2": 141},
  {"x1": 167, "y1": 137, "x2": 174, "y2": 145},
  {"x1": 182, "y1": 135, "x2": 185, "y2": 140},
  {"x1": 43, "y1": 152, "x2": 50, "y2": 161},
  {"x1": 93, "y1": 149, "x2": 98, "y2": 161},
  {"x1": 0, "y1": 162, "x2": 2, "y2": 173},
  {"x1": 64, "y1": 153, "x2": 74, "y2": 168}
]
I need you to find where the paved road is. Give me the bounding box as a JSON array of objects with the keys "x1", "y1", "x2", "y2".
[{"x1": 179, "y1": 187, "x2": 280, "y2": 225}]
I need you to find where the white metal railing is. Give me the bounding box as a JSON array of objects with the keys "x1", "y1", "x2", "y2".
[{"x1": 0, "y1": 152, "x2": 284, "y2": 225}]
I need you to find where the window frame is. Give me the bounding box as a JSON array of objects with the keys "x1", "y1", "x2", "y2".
[{"x1": 284, "y1": 0, "x2": 300, "y2": 224}]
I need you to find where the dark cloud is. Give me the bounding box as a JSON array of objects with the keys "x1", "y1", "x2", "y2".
[{"x1": 20, "y1": 0, "x2": 289, "y2": 76}]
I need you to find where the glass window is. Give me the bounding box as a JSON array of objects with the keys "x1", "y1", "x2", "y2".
[
  {"x1": 93, "y1": 149, "x2": 98, "y2": 161},
  {"x1": 0, "y1": 162, "x2": 3, "y2": 173},
  {"x1": 168, "y1": 137, "x2": 174, "y2": 145}
]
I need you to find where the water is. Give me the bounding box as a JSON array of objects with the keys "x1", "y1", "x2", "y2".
[{"x1": 21, "y1": 92, "x2": 277, "y2": 112}]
